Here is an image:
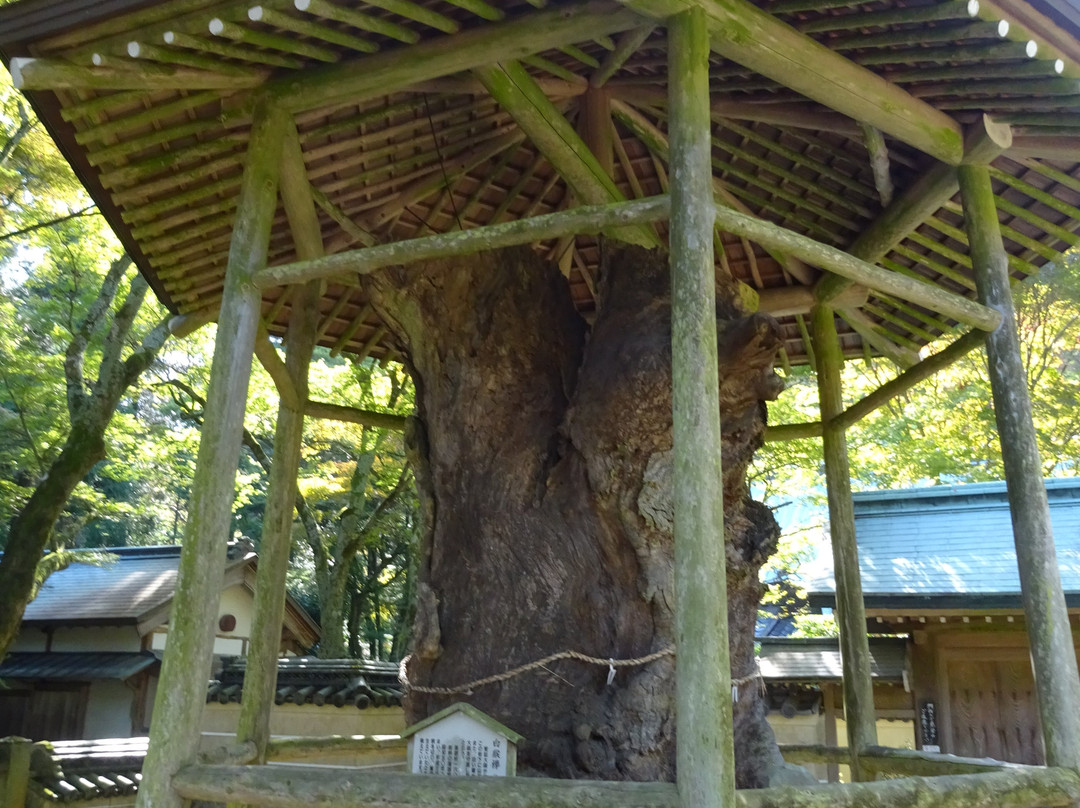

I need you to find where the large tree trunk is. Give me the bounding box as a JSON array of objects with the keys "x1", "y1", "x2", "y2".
[
  {"x1": 0, "y1": 429, "x2": 107, "y2": 655},
  {"x1": 366, "y1": 244, "x2": 786, "y2": 786}
]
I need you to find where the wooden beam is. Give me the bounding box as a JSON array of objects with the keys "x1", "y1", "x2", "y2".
[
  {"x1": 9, "y1": 56, "x2": 263, "y2": 90},
  {"x1": 759, "y1": 284, "x2": 865, "y2": 317},
  {"x1": 822, "y1": 687, "x2": 840, "y2": 782},
  {"x1": 173, "y1": 762, "x2": 1080, "y2": 808},
  {"x1": 834, "y1": 329, "x2": 985, "y2": 431},
  {"x1": 613, "y1": 0, "x2": 963, "y2": 163},
  {"x1": 254, "y1": 196, "x2": 670, "y2": 289},
  {"x1": 815, "y1": 115, "x2": 1012, "y2": 304},
  {"x1": 811, "y1": 305, "x2": 878, "y2": 780},
  {"x1": 860, "y1": 123, "x2": 894, "y2": 207},
  {"x1": 668, "y1": 11, "x2": 734, "y2": 808},
  {"x1": 137, "y1": 97, "x2": 289, "y2": 808},
  {"x1": 764, "y1": 421, "x2": 823, "y2": 442},
  {"x1": 592, "y1": 24, "x2": 656, "y2": 87},
  {"x1": 305, "y1": 400, "x2": 408, "y2": 431},
  {"x1": 959, "y1": 163, "x2": 1080, "y2": 771},
  {"x1": 474, "y1": 61, "x2": 658, "y2": 248},
  {"x1": 710, "y1": 204, "x2": 1002, "y2": 332},
  {"x1": 1008, "y1": 135, "x2": 1080, "y2": 161},
  {"x1": 254, "y1": 328, "x2": 302, "y2": 412},
  {"x1": 614, "y1": 88, "x2": 864, "y2": 136},
  {"x1": 264, "y1": 1, "x2": 646, "y2": 113},
  {"x1": 837, "y1": 306, "x2": 919, "y2": 368},
  {"x1": 168, "y1": 306, "x2": 218, "y2": 339}
]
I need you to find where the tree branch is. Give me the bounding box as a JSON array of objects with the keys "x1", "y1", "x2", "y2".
[
  {"x1": 0, "y1": 362, "x2": 45, "y2": 474},
  {"x1": 0, "y1": 98, "x2": 33, "y2": 169},
  {"x1": 64, "y1": 254, "x2": 131, "y2": 419},
  {"x1": 0, "y1": 206, "x2": 99, "y2": 244},
  {"x1": 342, "y1": 465, "x2": 413, "y2": 560},
  {"x1": 93, "y1": 271, "x2": 150, "y2": 414}
]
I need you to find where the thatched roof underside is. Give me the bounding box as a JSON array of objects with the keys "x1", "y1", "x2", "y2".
[{"x1": 1, "y1": 0, "x2": 1078, "y2": 367}]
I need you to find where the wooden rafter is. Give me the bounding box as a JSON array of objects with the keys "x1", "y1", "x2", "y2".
[
  {"x1": 613, "y1": 0, "x2": 965, "y2": 163},
  {"x1": 265, "y1": 1, "x2": 645, "y2": 113},
  {"x1": 474, "y1": 60, "x2": 659, "y2": 248}
]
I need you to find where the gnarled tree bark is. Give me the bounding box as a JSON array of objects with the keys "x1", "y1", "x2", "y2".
[{"x1": 366, "y1": 243, "x2": 786, "y2": 786}]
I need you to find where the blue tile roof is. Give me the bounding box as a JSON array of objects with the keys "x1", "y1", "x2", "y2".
[
  {"x1": 758, "y1": 637, "x2": 907, "y2": 682},
  {"x1": 809, "y1": 478, "x2": 1080, "y2": 599}
]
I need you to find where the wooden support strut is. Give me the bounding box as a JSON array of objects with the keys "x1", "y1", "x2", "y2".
[
  {"x1": 668, "y1": 10, "x2": 734, "y2": 808},
  {"x1": 253, "y1": 190, "x2": 1000, "y2": 335},
  {"x1": 253, "y1": 196, "x2": 670, "y2": 289},
  {"x1": 473, "y1": 60, "x2": 659, "y2": 248},
  {"x1": 811, "y1": 304, "x2": 878, "y2": 781},
  {"x1": 136, "y1": 97, "x2": 289, "y2": 808},
  {"x1": 235, "y1": 117, "x2": 322, "y2": 775},
  {"x1": 958, "y1": 163, "x2": 1080, "y2": 773},
  {"x1": 710, "y1": 205, "x2": 1002, "y2": 332},
  {"x1": 262, "y1": 1, "x2": 646, "y2": 113},
  {"x1": 764, "y1": 329, "x2": 986, "y2": 442},
  {"x1": 815, "y1": 115, "x2": 1012, "y2": 305},
  {"x1": 304, "y1": 400, "x2": 409, "y2": 431}
]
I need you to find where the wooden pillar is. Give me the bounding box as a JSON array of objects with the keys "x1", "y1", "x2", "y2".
[
  {"x1": 822, "y1": 684, "x2": 840, "y2": 784},
  {"x1": 236, "y1": 119, "x2": 323, "y2": 766},
  {"x1": 2, "y1": 738, "x2": 32, "y2": 808},
  {"x1": 136, "y1": 97, "x2": 288, "y2": 808},
  {"x1": 668, "y1": 10, "x2": 734, "y2": 808},
  {"x1": 811, "y1": 305, "x2": 877, "y2": 781},
  {"x1": 958, "y1": 164, "x2": 1080, "y2": 772}
]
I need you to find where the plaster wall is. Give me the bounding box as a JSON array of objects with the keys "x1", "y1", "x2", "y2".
[
  {"x1": 149, "y1": 584, "x2": 254, "y2": 656},
  {"x1": 202, "y1": 703, "x2": 406, "y2": 737},
  {"x1": 11, "y1": 626, "x2": 141, "y2": 653},
  {"x1": 84, "y1": 680, "x2": 135, "y2": 739}
]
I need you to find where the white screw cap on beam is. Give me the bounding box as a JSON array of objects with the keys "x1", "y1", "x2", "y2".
[{"x1": 8, "y1": 57, "x2": 33, "y2": 88}]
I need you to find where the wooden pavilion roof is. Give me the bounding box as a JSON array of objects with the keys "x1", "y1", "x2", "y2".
[{"x1": 1, "y1": 0, "x2": 1078, "y2": 368}]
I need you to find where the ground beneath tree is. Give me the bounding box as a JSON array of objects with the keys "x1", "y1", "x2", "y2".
[{"x1": 366, "y1": 242, "x2": 794, "y2": 787}]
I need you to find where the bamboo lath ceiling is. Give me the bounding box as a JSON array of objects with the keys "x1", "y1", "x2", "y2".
[{"x1": 2, "y1": 0, "x2": 1079, "y2": 366}]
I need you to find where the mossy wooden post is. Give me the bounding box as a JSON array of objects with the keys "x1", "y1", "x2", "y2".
[
  {"x1": 668, "y1": 10, "x2": 734, "y2": 808},
  {"x1": 811, "y1": 305, "x2": 877, "y2": 781},
  {"x1": 2, "y1": 738, "x2": 31, "y2": 808},
  {"x1": 136, "y1": 97, "x2": 288, "y2": 808},
  {"x1": 235, "y1": 119, "x2": 322, "y2": 774},
  {"x1": 958, "y1": 164, "x2": 1080, "y2": 773}
]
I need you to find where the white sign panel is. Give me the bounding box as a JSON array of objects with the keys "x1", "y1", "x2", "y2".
[{"x1": 409, "y1": 712, "x2": 510, "y2": 777}]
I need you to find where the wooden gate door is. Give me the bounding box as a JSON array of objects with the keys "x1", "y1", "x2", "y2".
[{"x1": 944, "y1": 649, "x2": 1044, "y2": 764}]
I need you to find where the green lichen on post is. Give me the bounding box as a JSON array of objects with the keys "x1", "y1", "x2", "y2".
[
  {"x1": 958, "y1": 163, "x2": 1080, "y2": 773},
  {"x1": 136, "y1": 97, "x2": 289, "y2": 808},
  {"x1": 668, "y1": 9, "x2": 734, "y2": 808},
  {"x1": 811, "y1": 305, "x2": 878, "y2": 780}
]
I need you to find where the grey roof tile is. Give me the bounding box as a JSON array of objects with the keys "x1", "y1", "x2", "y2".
[{"x1": 0, "y1": 652, "x2": 158, "y2": 681}]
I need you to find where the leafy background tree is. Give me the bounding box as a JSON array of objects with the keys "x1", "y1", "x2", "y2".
[{"x1": 0, "y1": 68, "x2": 417, "y2": 661}]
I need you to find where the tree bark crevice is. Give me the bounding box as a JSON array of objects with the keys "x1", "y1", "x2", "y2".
[{"x1": 364, "y1": 242, "x2": 784, "y2": 786}]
